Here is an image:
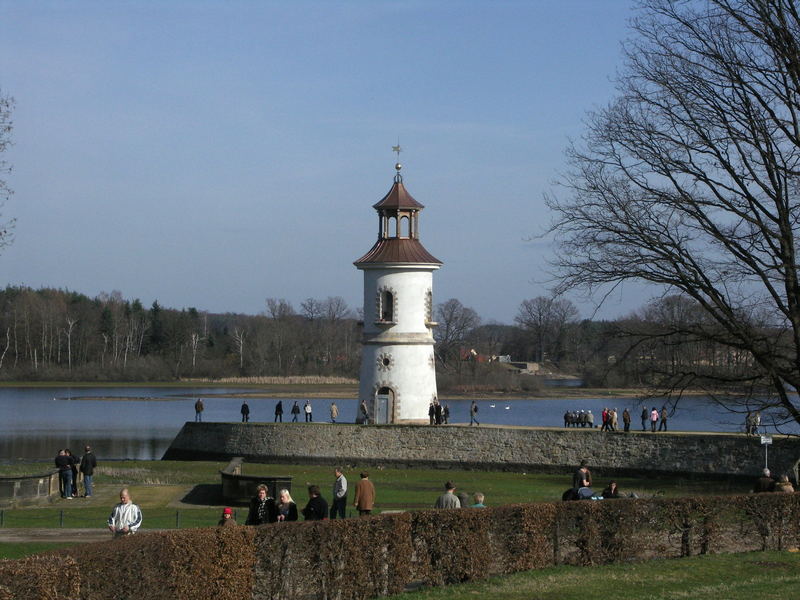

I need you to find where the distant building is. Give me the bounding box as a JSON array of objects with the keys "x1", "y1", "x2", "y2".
[{"x1": 354, "y1": 162, "x2": 442, "y2": 423}]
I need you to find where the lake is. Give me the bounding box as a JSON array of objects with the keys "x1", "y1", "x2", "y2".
[{"x1": 1, "y1": 386, "x2": 795, "y2": 461}]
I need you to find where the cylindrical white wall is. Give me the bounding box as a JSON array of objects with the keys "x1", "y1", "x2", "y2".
[{"x1": 358, "y1": 265, "x2": 439, "y2": 422}]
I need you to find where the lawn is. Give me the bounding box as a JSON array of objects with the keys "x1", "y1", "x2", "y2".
[
  {"x1": 389, "y1": 551, "x2": 800, "y2": 600},
  {"x1": 0, "y1": 459, "x2": 753, "y2": 530}
]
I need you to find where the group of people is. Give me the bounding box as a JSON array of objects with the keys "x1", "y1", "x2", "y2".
[
  {"x1": 236, "y1": 400, "x2": 369, "y2": 424},
  {"x1": 427, "y1": 399, "x2": 451, "y2": 425},
  {"x1": 563, "y1": 406, "x2": 669, "y2": 433},
  {"x1": 236, "y1": 468, "x2": 377, "y2": 527},
  {"x1": 54, "y1": 445, "x2": 97, "y2": 499},
  {"x1": 433, "y1": 481, "x2": 486, "y2": 509},
  {"x1": 564, "y1": 459, "x2": 623, "y2": 501},
  {"x1": 753, "y1": 468, "x2": 795, "y2": 493}
]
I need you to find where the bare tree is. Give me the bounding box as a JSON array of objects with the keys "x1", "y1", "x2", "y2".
[
  {"x1": 65, "y1": 317, "x2": 77, "y2": 371},
  {"x1": 515, "y1": 296, "x2": 579, "y2": 363},
  {"x1": 434, "y1": 298, "x2": 481, "y2": 367},
  {"x1": 0, "y1": 89, "x2": 14, "y2": 252},
  {"x1": 232, "y1": 326, "x2": 246, "y2": 371},
  {"x1": 547, "y1": 0, "x2": 800, "y2": 427}
]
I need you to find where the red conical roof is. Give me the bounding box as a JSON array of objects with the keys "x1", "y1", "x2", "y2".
[{"x1": 372, "y1": 180, "x2": 425, "y2": 210}]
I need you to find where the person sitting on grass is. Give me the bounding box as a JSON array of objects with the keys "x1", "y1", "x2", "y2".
[
  {"x1": 775, "y1": 474, "x2": 795, "y2": 493},
  {"x1": 602, "y1": 481, "x2": 620, "y2": 499}
]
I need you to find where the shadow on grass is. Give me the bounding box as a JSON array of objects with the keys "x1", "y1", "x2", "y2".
[{"x1": 179, "y1": 484, "x2": 233, "y2": 506}]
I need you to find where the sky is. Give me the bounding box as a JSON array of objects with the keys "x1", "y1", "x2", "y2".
[{"x1": 0, "y1": 0, "x2": 649, "y2": 324}]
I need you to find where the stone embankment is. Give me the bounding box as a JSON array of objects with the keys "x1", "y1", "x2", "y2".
[{"x1": 163, "y1": 423, "x2": 800, "y2": 481}]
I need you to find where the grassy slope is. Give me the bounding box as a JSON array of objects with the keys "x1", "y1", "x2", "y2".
[
  {"x1": 390, "y1": 551, "x2": 800, "y2": 600},
  {"x1": 0, "y1": 460, "x2": 753, "y2": 529}
]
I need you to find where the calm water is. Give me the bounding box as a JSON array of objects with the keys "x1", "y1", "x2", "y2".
[{"x1": 0, "y1": 386, "x2": 795, "y2": 461}]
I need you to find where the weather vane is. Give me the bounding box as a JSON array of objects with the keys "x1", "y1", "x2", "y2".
[{"x1": 392, "y1": 141, "x2": 403, "y2": 181}]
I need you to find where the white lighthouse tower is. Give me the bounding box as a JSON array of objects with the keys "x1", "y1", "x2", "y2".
[{"x1": 354, "y1": 160, "x2": 442, "y2": 423}]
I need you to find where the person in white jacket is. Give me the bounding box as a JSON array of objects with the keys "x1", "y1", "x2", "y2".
[{"x1": 107, "y1": 488, "x2": 143, "y2": 537}]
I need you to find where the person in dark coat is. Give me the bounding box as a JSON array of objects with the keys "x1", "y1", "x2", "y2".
[
  {"x1": 79, "y1": 445, "x2": 97, "y2": 498},
  {"x1": 245, "y1": 484, "x2": 276, "y2": 525},
  {"x1": 274, "y1": 400, "x2": 284, "y2": 423},
  {"x1": 602, "y1": 481, "x2": 620, "y2": 499},
  {"x1": 301, "y1": 484, "x2": 328, "y2": 521},
  {"x1": 55, "y1": 449, "x2": 73, "y2": 499},
  {"x1": 754, "y1": 468, "x2": 776, "y2": 493},
  {"x1": 274, "y1": 489, "x2": 298, "y2": 522},
  {"x1": 241, "y1": 401, "x2": 250, "y2": 423},
  {"x1": 291, "y1": 401, "x2": 301, "y2": 422},
  {"x1": 65, "y1": 449, "x2": 79, "y2": 497}
]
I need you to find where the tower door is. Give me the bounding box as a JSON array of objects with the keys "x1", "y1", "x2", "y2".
[{"x1": 375, "y1": 387, "x2": 395, "y2": 424}]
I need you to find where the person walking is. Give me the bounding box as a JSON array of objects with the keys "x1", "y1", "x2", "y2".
[
  {"x1": 443, "y1": 403, "x2": 450, "y2": 425},
  {"x1": 610, "y1": 408, "x2": 619, "y2": 432},
  {"x1": 650, "y1": 407, "x2": 659, "y2": 432},
  {"x1": 641, "y1": 406, "x2": 648, "y2": 431},
  {"x1": 428, "y1": 401, "x2": 435, "y2": 425},
  {"x1": 587, "y1": 410, "x2": 594, "y2": 428},
  {"x1": 291, "y1": 401, "x2": 301, "y2": 422},
  {"x1": 194, "y1": 398, "x2": 204, "y2": 422},
  {"x1": 274, "y1": 489, "x2": 298, "y2": 522},
  {"x1": 330, "y1": 402, "x2": 339, "y2": 423},
  {"x1": 274, "y1": 400, "x2": 284, "y2": 423},
  {"x1": 107, "y1": 488, "x2": 143, "y2": 537},
  {"x1": 434, "y1": 401, "x2": 443, "y2": 425},
  {"x1": 470, "y1": 400, "x2": 480, "y2": 426},
  {"x1": 245, "y1": 484, "x2": 276, "y2": 525},
  {"x1": 304, "y1": 400, "x2": 313, "y2": 422},
  {"x1": 353, "y1": 472, "x2": 375, "y2": 516},
  {"x1": 241, "y1": 401, "x2": 250, "y2": 423},
  {"x1": 601, "y1": 408, "x2": 609, "y2": 431},
  {"x1": 434, "y1": 481, "x2": 461, "y2": 508},
  {"x1": 658, "y1": 406, "x2": 668, "y2": 431},
  {"x1": 622, "y1": 408, "x2": 631, "y2": 433},
  {"x1": 330, "y1": 467, "x2": 348, "y2": 519},
  {"x1": 301, "y1": 485, "x2": 328, "y2": 521},
  {"x1": 359, "y1": 400, "x2": 369, "y2": 424},
  {"x1": 79, "y1": 445, "x2": 97, "y2": 498}
]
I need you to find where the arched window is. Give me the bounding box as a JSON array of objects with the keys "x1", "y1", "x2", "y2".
[
  {"x1": 381, "y1": 290, "x2": 394, "y2": 321},
  {"x1": 388, "y1": 216, "x2": 398, "y2": 238},
  {"x1": 399, "y1": 216, "x2": 410, "y2": 238}
]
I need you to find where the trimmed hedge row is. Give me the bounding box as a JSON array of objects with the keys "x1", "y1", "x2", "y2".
[{"x1": 0, "y1": 493, "x2": 798, "y2": 599}]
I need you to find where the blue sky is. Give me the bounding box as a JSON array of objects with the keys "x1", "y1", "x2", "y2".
[{"x1": 0, "y1": 0, "x2": 645, "y2": 324}]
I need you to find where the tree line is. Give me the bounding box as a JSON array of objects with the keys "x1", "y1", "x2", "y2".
[{"x1": 0, "y1": 285, "x2": 768, "y2": 390}]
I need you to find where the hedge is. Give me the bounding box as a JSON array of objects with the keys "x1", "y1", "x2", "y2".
[{"x1": 0, "y1": 493, "x2": 797, "y2": 599}]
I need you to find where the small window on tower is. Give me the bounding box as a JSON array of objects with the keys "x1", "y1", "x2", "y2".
[
  {"x1": 381, "y1": 291, "x2": 394, "y2": 321},
  {"x1": 400, "y1": 216, "x2": 410, "y2": 238}
]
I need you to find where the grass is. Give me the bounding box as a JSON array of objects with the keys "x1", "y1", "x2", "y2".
[
  {"x1": 0, "y1": 460, "x2": 754, "y2": 531},
  {"x1": 0, "y1": 542, "x2": 73, "y2": 559},
  {"x1": 390, "y1": 551, "x2": 800, "y2": 600}
]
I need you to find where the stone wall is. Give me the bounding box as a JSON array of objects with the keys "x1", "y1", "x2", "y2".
[
  {"x1": 163, "y1": 423, "x2": 800, "y2": 481},
  {"x1": 0, "y1": 470, "x2": 59, "y2": 506}
]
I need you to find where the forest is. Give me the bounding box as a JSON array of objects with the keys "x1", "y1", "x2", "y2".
[{"x1": 0, "y1": 285, "x2": 760, "y2": 394}]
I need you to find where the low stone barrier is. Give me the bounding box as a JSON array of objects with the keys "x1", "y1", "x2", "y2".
[
  {"x1": 1, "y1": 493, "x2": 798, "y2": 599},
  {"x1": 0, "y1": 470, "x2": 59, "y2": 507},
  {"x1": 220, "y1": 457, "x2": 293, "y2": 502},
  {"x1": 163, "y1": 422, "x2": 800, "y2": 482}
]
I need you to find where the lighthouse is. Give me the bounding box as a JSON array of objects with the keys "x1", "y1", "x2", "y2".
[{"x1": 354, "y1": 159, "x2": 442, "y2": 423}]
